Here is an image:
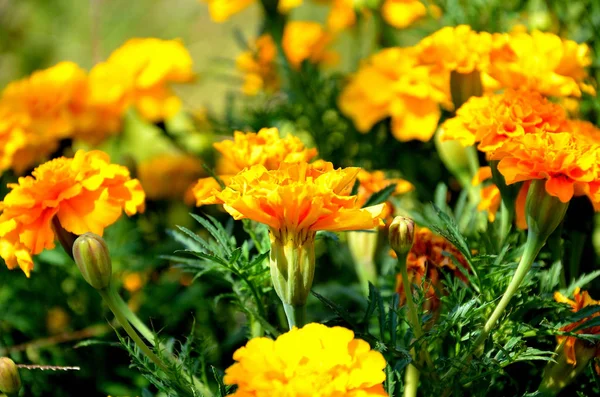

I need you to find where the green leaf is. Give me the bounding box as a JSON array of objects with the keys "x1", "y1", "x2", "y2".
[
  {"x1": 428, "y1": 203, "x2": 472, "y2": 262},
  {"x1": 312, "y1": 290, "x2": 357, "y2": 327},
  {"x1": 351, "y1": 178, "x2": 360, "y2": 196},
  {"x1": 363, "y1": 183, "x2": 397, "y2": 208}
]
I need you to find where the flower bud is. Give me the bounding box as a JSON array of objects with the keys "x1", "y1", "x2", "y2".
[
  {"x1": 434, "y1": 128, "x2": 478, "y2": 191},
  {"x1": 389, "y1": 217, "x2": 415, "y2": 257},
  {"x1": 0, "y1": 357, "x2": 21, "y2": 394},
  {"x1": 73, "y1": 233, "x2": 112, "y2": 290},
  {"x1": 525, "y1": 179, "x2": 569, "y2": 241}
]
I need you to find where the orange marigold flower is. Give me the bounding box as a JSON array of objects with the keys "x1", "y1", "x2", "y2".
[
  {"x1": 356, "y1": 169, "x2": 414, "y2": 221},
  {"x1": 325, "y1": 0, "x2": 357, "y2": 32},
  {"x1": 0, "y1": 62, "x2": 88, "y2": 173},
  {"x1": 202, "y1": 161, "x2": 384, "y2": 236},
  {"x1": 441, "y1": 89, "x2": 567, "y2": 152},
  {"x1": 494, "y1": 132, "x2": 600, "y2": 206},
  {"x1": 88, "y1": 38, "x2": 194, "y2": 124},
  {"x1": 224, "y1": 323, "x2": 388, "y2": 396},
  {"x1": 488, "y1": 30, "x2": 595, "y2": 97},
  {"x1": 394, "y1": 227, "x2": 469, "y2": 313},
  {"x1": 137, "y1": 154, "x2": 204, "y2": 201},
  {"x1": 0, "y1": 150, "x2": 145, "y2": 276},
  {"x1": 339, "y1": 47, "x2": 449, "y2": 142},
  {"x1": 382, "y1": 0, "x2": 438, "y2": 29},
  {"x1": 193, "y1": 128, "x2": 317, "y2": 205},
  {"x1": 236, "y1": 34, "x2": 280, "y2": 95},
  {"x1": 554, "y1": 288, "x2": 600, "y2": 373},
  {"x1": 282, "y1": 22, "x2": 338, "y2": 70}
]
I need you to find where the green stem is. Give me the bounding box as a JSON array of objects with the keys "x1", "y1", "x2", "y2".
[
  {"x1": 355, "y1": 258, "x2": 377, "y2": 297},
  {"x1": 442, "y1": 231, "x2": 546, "y2": 380},
  {"x1": 99, "y1": 289, "x2": 168, "y2": 372},
  {"x1": 398, "y1": 259, "x2": 436, "y2": 372},
  {"x1": 498, "y1": 199, "x2": 514, "y2": 247},
  {"x1": 404, "y1": 351, "x2": 421, "y2": 397},
  {"x1": 283, "y1": 303, "x2": 306, "y2": 329},
  {"x1": 108, "y1": 285, "x2": 156, "y2": 344}
]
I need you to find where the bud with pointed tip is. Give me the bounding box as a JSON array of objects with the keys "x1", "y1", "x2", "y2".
[
  {"x1": 73, "y1": 233, "x2": 112, "y2": 290},
  {"x1": 0, "y1": 357, "x2": 21, "y2": 394},
  {"x1": 389, "y1": 216, "x2": 415, "y2": 258}
]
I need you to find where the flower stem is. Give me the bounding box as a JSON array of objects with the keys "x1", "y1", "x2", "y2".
[
  {"x1": 404, "y1": 351, "x2": 421, "y2": 397},
  {"x1": 283, "y1": 303, "x2": 306, "y2": 329},
  {"x1": 498, "y1": 199, "x2": 514, "y2": 247},
  {"x1": 107, "y1": 285, "x2": 156, "y2": 344}
]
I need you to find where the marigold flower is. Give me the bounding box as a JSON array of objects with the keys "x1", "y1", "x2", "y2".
[
  {"x1": 0, "y1": 150, "x2": 145, "y2": 276},
  {"x1": 193, "y1": 128, "x2": 317, "y2": 205},
  {"x1": 0, "y1": 62, "x2": 88, "y2": 173},
  {"x1": 283, "y1": 22, "x2": 338, "y2": 70},
  {"x1": 356, "y1": 169, "x2": 413, "y2": 221},
  {"x1": 393, "y1": 227, "x2": 469, "y2": 312},
  {"x1": 201, "y1": 0, "x2": 301, "y2": 22},
  {"x1": 137, "y1": 154, "x2": 204, "y2": 201},
  {"x1": 381, "y1": 0, "x2": 431, "y2": 29},
  {"x1": 88, "y1": 38, "x2": 194, "y2": 124},
  {"x1": 494, "y1": 132, "x2": 600, "y2": 206},
  {"x1": 488, "y1": 30, "x2": 595, "y2": 97},
  {"x1": 224, "y1": 323, "x2": 388, "y2": 396},
  {"x1": 554, "y1": 288, "x2": 600, "y2": 373},
  {"x1": 325, "y1": 0, "x2": 357, "y2": 32},
  {"x1": 441, "y1": 89, "x2": 567, "y2": 152},
  {"x1": 236, "y1": 34, "x2": 280, "y2": 95},
  {"x1": 339, "y1": 47, "x2": 449, "y2": 142}
]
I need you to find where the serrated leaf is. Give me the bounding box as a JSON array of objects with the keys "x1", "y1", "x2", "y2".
[
  {"x1": 312, "y1": 290, "x2": 357, "y2": 327},
  {"x1": 429, "y1": 203, "x2": 472, "y2": 261}
]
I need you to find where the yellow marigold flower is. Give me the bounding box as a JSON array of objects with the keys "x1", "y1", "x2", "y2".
[
  {"x1": 441, "y1": 89, "x2": 567, "y2": 152},
  {"x1": 0, "y1": 150, "x2": 145, "y2": 276},
  {"x1": 339, "y1": 47, "x2": 448, "y2": 142},
  {"x1": 356, "y1": 169, "x2": 414, "y2": 221},
  {"x1": 138, "y1": 154, "x2": 204, "y2": 201},
  {"x1": 193, "y1": 128, "x2": 317, "y2": 205},
  {"x1": 224, "y1": 323, "x2": 388, "y2": 396},
  {"x1": 382, "y1": 0, "x2": 439, "y2": 29},
  {"x1": 494, "y1": 132, "x2": 600, "y2": 206},
  {"x1": 283, "y1": 22, "x2": 338, "y2": 70},
  {"x1": 201, "y1": 0, "x2": 301, "y2": 22},
  {"x1": 88, "y1": 38, "x2": 194, "y2": 124},
  {"x1": 554, "y1": 288, "x2": 600, "y2": 373},
  {"x1": 236, "y1": 34, "x2": 280, "y2": 95},
  {"x1": 488, "y1": 30, "x2": 595, "y2": 97},
  {"x1": 0, "y1": 62, "x2": 88, "y2": 173},
  {"x1": 326, "y1": 0, "x2": 356, "y2": 32}
]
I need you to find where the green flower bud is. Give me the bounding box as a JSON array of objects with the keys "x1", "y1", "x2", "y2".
[
  {"x1": 73, "y1": 233, "x2": 112, "y2": 290},
  {"x1": 526, "y1": 179, "x2": 569, "y2": 241},
  {"x1": 389, "y1": 216, "x2": 415, "y2": 257},
  {"x1": 0, "y1": 357, "x2": 21, "y2": 394}
]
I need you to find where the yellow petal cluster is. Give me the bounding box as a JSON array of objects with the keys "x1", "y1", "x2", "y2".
[
  {"x1": 441, "y1": 89, "x2": 567, "y2": 152},
  {"x1": 137, "y1": 154, "x2": 204, "y2": 201},
  {"x1": 224, "y1": 323, "x2": 388, "y2": 396},
  {"x1": 339, "y1": 47, "x2": 449, "y2": 142},
  {"x1": 193, "y1": 128, "x2": 317, "y2": 205},
  {"x1": 488, "y1": 29, "x2": 595, "y2": 97},
  {"x1": 283, "y1": 22, "x2": 338, "y2": 70},
  {"x1": 201, "y1": 0, "x2": 302, "y2": 22},
  {"x1": 554, "y1": 288, "x2": 600, "y2": 373},
  {"x1": 236, "y1": 34, "x2": 280, "y2": 95},
  {"x1": 382, "y1": 0, "x2": 440, "y2": 30},
  {"x1": 88, "y1": 38, "x2": 194, "y2": 124},
  {"x1": 0, "y1": 150, "x2": 145, "y2": 276},
  {"x1": 0, "y1": 62, "x2": 88, "y2": 174}
]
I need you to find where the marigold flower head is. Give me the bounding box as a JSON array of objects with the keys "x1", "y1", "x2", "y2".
[
  {"x1": 325, "y1": 0, "x2": 357, "y2": 32},
  {"x1": 88, "y1": 38, "x2": 194, "y2": 124},
  {"x1": 224, "y1": 323, "x2": 388, "y2": 396},
  {"x1": 0, "y1": 150, "x2": 145, "y2": 276},
  {"x1": 236, "y1": 34, "x2": 280, "y2": 95},
  {"x1": 201, "y1": 0, "x2": 301, "y2": 22},
  {"x1": 394, "y1": 226, "x2": 469, "y2": 313},
  {"x1": 356, "y1": 170, "x2": 413, "y2": 221},
  {"x1": 193, "y1": 128, "x2": 317, "y2": 205},
  {"x1": 488, "y1": 30, "x2": 595, "y2": 97},
  {"x1": 554, "y1": 288, "x2": 600, "y2": 373},
  {"x1": 441, "y1": 89, "x2": 567, "y2": 152},
  {"x1": 495, "y1": 132, "x2": 600, "y2": 207},
  {"x1": 283, "y1": 22, "x2": 338, "y2": 70},
  {"x1": 138, "y1": 154, "x2": 204, "y2": 201},
  {"x1": 339, "y1": 47, "x2": 449, "y2": 142},
  {"x1": 382, "y1": 0, "x2": 437, "y2": 29}
]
